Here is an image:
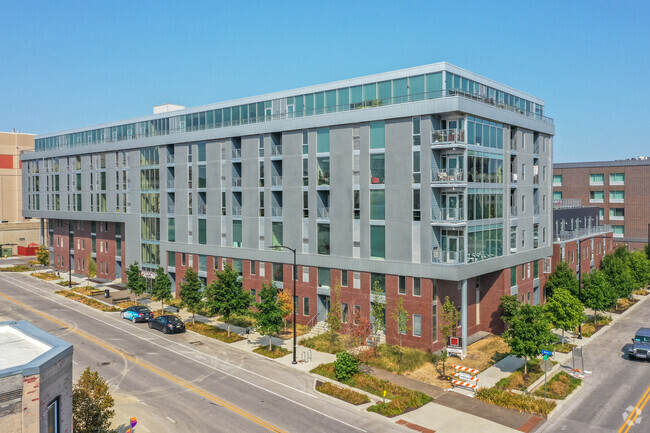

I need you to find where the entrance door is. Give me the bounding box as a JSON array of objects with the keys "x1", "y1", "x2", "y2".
[
  {"x1": 317, "y1": 294, "x2": 330, "y2": 322},
  {"x1": 442, "y1": 229, "x2": 463, "y2": 263},
  {"x1": 443, "y1": 193, "x2": 462, "y2": 220}
]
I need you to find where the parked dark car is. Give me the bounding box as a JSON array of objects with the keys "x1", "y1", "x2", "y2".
[
  {"x1": 121, "y1": 305, "x2": 154, "y2": 323},
  {"x1": 148, "y1": 315, "x2": 186, "y2": 334},
  {"x1": 629, "y1": 328, "x2": 650, "y2": 360}
]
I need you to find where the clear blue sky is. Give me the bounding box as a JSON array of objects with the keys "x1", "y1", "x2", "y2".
[{"x1": 1, "y1": 0, "x2": 648, "y2": 163}]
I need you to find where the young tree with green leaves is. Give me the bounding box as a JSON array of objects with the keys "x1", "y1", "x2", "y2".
[
  {"x1": 390, "y1": 297, "x2": 411, "y2": 363},
  {"x1": 370, "y1": 280, "x2": 386, "y2": 339},
  {"x1": 498, "y1": 295, "x2": 520, "y2": 329},
  {"x1": 439, "y1": 296, "x2": 461, "y2": 377},
  {"x1": 326, "y1": 281, "x2": 343, "y2": 343},
  {"x1": 85, "y1": 254, "x2": 97, "y2": 287},
  {"x1": 544, "y1": 261, "x2": 579, "y2": 298},
  {"x1": 581, "y1": 269, "x2": 617, "y2": 323},
  {"x1": 255, "y1": 282, "x2": 284, "y2": 350},
  {"x1": 602, "y1": 250, "x2": 636, "y2": 299},
  {"x1": 545, "y1": 287, "x2": 584, "y2": 343},
  {"x1": 72, "y1": 367, "x2": 117, "y2": 433},
  {"x1": 125, "y1": 262, "x2": 146, "y2": 301},
  {"x1": 503, "y1": 304, "x2": 556, "y2": 375},
  {"x1": 151, "y1": 266, "x2": 173, "y2": 312},
  {"x1": 179, "y1": 267, "x2": 202, "y2": 324},
  {"x1": 205, "y1": 264, "x2": 251, "y2": 336},
  {"x1": 627, "y1": 250, "x2": 650, "y2": 289},
  {"x1": 36, "y1": 244, "x2": 49, "y2": 267}
]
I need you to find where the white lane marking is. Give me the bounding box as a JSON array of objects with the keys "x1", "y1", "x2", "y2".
[
  {"x1": 0, "y1": 273, "x2": 366, "y2": 433},
  {"x1": 166, "y1": 416, "x2": 176, "y2": 423}
]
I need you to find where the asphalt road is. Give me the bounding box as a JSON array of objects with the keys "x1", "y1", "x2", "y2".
[
  {"x1": 0, "y1": 271, "x2": 410, "y2": 433},
  {"x1": 534, "y1": 296, "x2": 650, "y2": 433}
]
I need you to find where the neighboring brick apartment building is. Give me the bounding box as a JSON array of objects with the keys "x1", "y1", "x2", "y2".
[
  {"x1": 0, "y1": 320, "x2": 73, "y2": 433},
  {"x1": 0, "y1": 131, "x2": 43, "y2": 256},
  {"x1": 553, "y1": 159, "x2": 650, "y2": 251},
  {"x1": 22, "y1": 63, "x2": 555, "y2": 354}
]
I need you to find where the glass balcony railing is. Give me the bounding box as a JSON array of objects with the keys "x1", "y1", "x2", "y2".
[
  {"x1": 510, "y1": 139, "x2": 517, "y2": 151},
  {"x1": 232, "y1": 177, "x2": 242, "y2": 187},
  {"x1": 232, "y1": 148, "x2": 242, "y2": 159},
  {"x1": 167, "y1": 179, "x2": 175, "y2": 189},
  {"x1": 432, "y1": 169, "x2": 465, "y2": 183},
  {"x1": 271, "y1": 175, "x2": 282, "y2": 186},
  {"x1": 510, "y1": 206, "x2": 518, "y2": 217},
  {"x1": 431, "y1": 129, "x2": 465, "y2": 145},
  {"x1": 271, "y1": 145, "x2": 282, "y2": 156},
  {"x1": 431, "y1": 207, "x2": 464, "y2": 222},
  {"x1": 432, "y1": 248, "x2": 465, "y2": 264},
  {"x1": 232, "y1": 206, "x2": 242, "y2": 216},
  {"x1": 271, "y1": 207, "x2": 283, "y2": 217},
  {"x1": 317, "y1": 207, "x2": 330, "y2": 218},
  {"x1": 198, "y1": 205, "x2": 206, "y2": 215}
]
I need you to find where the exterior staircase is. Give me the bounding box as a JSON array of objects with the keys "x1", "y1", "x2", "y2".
[{"x1": 303, "y1": 321, "x2": 329, "y2": 339}]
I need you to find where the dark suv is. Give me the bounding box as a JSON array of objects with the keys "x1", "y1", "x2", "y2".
[{"x1": 628, "y1": 328, "x2": 650, "y2": 360}]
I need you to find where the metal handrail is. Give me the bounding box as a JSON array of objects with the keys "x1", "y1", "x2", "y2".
[{"x1": 306, "y1": 313, "x2": 320, "y2": 330}]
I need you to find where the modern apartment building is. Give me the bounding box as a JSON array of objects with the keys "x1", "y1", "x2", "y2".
[
  {"x1": 553, "y1": 159, "x2": 650, "y2": 251},
  {"x1": 551, "y1": 202, "x2": 614, "y2": 282},
  {"x1": 22, "y1": 63, "x2": 554, "y2": 353}
]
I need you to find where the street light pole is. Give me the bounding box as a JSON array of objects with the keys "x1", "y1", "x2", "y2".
[
  {"x1": 270, "y1": 244, "x2": 297, "y2": 365},
  {"x1": 69, "y1": 238, "x2": 73, "y2": 288},
  {"x1": 577, "y1": 237, "x2": 589, "y2": 339}
]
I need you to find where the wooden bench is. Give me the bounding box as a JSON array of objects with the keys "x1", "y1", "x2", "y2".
[
  {"x1": 89, "y1": 289, "x2": 104, "y2": 297},
  {"x1": 111, "y1": 296, "x2": 131, "y2": 305}
]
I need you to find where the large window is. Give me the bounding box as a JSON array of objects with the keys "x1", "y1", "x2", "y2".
[
  {"x1": 272, "y1": 222, "x2": 283, "y2": 247},
  {"x1": 168, "y1": 218, "x2": 175, "y2": 242},
  {"x1": 610, "y1": 208, "x2": 625, "y2": 219},
  {"x1": 466, "y1": 116, "x2": 503, "y2": 149},
  {"x1": 467, "y1": 151, "x2": 503, "y2": 183},
  {"x1": 317, "y1": 128, "x2": 329, "y2": 153},
  {"x1": 610, "y1": 190, "x2": 625, "y2": 202},
  {"x1": 413, "y1": 314, "x2": 422, "y2": 337},
  {"x1": 370, "y1": 121, "x2": 385, "y2": 149},
  {"x1": 370, "y1": 190, "x2": 385, "y2": 220},
  {"x1": 553, "y1": 175, "x2": 562, "y2": 186},
  {"x1": 47, "y1": 398, "x2": 59, "y2": 433},
  {"x1": 467, "y1": 224, "x2": 503, "y2": 262},
  {"x1": 589, "y1": 173, "x2": 604, "y2": 185},
  {"x1": 317, "y1": 157, "x2": 330, "y2": 186},
  {"x1": 370, "y1": 154, "x2": 385, "y2": 184},
  {"x1": 613, "y1": 225, "x2": 625, "y2": 237},
  {"x1": 318, "y1": 224, "x2": 330, "y2": 255},
  {"x1": 233, "y1": 220, "x2": 242, "y2": 247},
  {"x1": 198, "y1": 219, "x2": 207, "y2": 244},
  {"x1": 318, "y1": 267, "x2": 330, "y2": 288},
  {"x1": 610, "y1": 173, "x2": 625, "y2": 184},
  {"x1": 553, "y1": 191, "x2": 562, "y2": 200},
  {"x1": 468, "y1": 188, "x2": 503, "y2": 220},
  {"x1": 589, "y1": 191, "x2": 604, "y2": 202},
  {"x1": 370, "y1": 225, "x2": 385, "y2": 259}
]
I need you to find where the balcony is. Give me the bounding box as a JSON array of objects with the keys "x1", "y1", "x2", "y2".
[
  {"x1": 432, "y1": 169, "x2": 465, "y2": 184},
  {"x1": 431, "y1": 207, "x2": 464, "y2": 223},
  {"x1": 432, "y1": 248, "x2": 465, "y2": 264},
  {"x1": 510, "y1": 139, "x2": 517, "y2": 151},
  {"x1": 232, "y1": 148, "x2": 242, "y2": 159},
  {"x1": 534, "y1": 205, "x2": 540, "y2": 215},
  {"x1": 271, "y1": 145, "x2": 282, "y2": 157},
  {"x1": 511, "y1": 173, "x2": 518, "y2": 183},
  {"x1": 431, "y1": 129, "x2": 466, "y2": 145},
  {"x1": 271, "y1": 175, "x2": 282, "y2": 187},
  {"x1": 167, "y1": 179, "x2": 175, "y2": 189},
  {"x1": 317, "y1": 207, "x2": 330, "y2": 218},
  {"x1": 553, "y1": 198, "x2": 581, "y2": 209},
  {"x1": 271, "y1": 207, "x2": 283, "y2": 217},
  {"x1": 198, "y1": 205, "x2": 206, "y2": 215},
  {"x1": 510, "y1": 206, "x2": 518, "y2": 217},
  {"x1": 167, "y1": 204, "x2": 174, "y2": 215},
  {"x1": 232, "y1": 206, "x2": 242, "y2": 216},
  {"x1": 555, "y1": 224, "x2": 612, "y2": 242},
  {"x1": 166, "y1": 154, "x2": 174, "y2": 164},
  {"x1": 232, "y1": 177, "x2": 242, "y2": 187}
]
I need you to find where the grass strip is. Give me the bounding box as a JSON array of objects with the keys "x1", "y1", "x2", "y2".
[
  {"x1": 0, "y1": 265, "x2": 32, "y2": 272},
  {"x1": 315, "y1": 381, "x2": 370, "y2": 405},
  {"x1": 310, "y1": 363, "x2": 430, "y2": 417},
  {"x1": 31, "y1": 272, "x2": 60, "y2": 281},
  {"x1": 253, "y1": 344, "x2": 291, "y2": 358},
  {"x1": 533, "y1": 371, "x2": 581, "y2": 400},
  {"x1": 55, "y1": 290, "x2": 120, "y2": 312},
  {"x1": 186, "y1": 322, "x2": 245, "y2": 343},
  {"x1": 476, "y1": 387, "x2": 556, "y2": 416}
]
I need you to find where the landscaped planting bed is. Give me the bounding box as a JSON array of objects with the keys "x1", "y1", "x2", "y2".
[
  {"x1": 186, "y1": 322, "x2": 245, "y2": 343},
  {"x1": 31, "y1": 272, "x2": 60, "y2": 281},
  {"x1": 533, "y1": 371, "x2": 581, "y2": 400},
  {"x1": 310, "y1": 363, "x2": 430, "y2": 417},
  {"x1": 253, "y1": 345, "x2": 291, "y2": 358},
  {"x1": 315, "y1": 381, "x2": 370, "y2": 405},
  {"x1": 495, "y1": 359, "x2": 552, "y2": 391},
  {"x1": 0, "y1": 265, "x2": 32, "y2": 272},
  {"x1": 476, "y1": 387, "x2": 556, "y2": 416},
  {"x1": 55, "y1": 290, "x2": 120, "y2": 312}
]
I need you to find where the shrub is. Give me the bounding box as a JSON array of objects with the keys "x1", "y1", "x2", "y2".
[
  {"x1": 186, "y1": 322, "x2": 245, "y2": 343},
  {"x1": 301, "y1": 333, "x2": 356, "y2": 354},
  {"x1": 334, "y1": 352, "x2": 360, "y2": 381},
  {"x1": 533, "y1": 371, "x2": 581, "y2": 400},
  {"x1": 476, "y1": 387, "x2": 556, "y2": 416},
  {"x1": 315, "y1": 381, "x2": 370, "y2": 405}
]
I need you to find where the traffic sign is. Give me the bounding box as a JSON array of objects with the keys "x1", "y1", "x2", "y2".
[{"x1": 541, "y1": 349, "x2": 552, "y2": 356}]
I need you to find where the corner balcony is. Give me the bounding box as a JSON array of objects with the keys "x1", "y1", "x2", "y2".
[
  {"x1": 431, "y1": 169, "x2": 466, "y2": 186},
  {"x1": 432, "y1": 248, "x2": 465, "y2": 264},
  {"x1": 431, "y1": 129, "x2": 467, "y2": 150},
  {"x1": 431, "y1": 207, "x2": 466, "y2": 227}
]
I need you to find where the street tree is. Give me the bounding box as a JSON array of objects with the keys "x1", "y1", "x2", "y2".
[
  {"x1": 627, "y1": 250, "x2": 650, "y2": 289},
  {"x1": 151, "y1": 266, "x2": 172, "y2": 312},
  {"x1": 498, "y1": 295, "x2": 520, "y2": 329},
  {"x1": 370, "y1": 280, "x2": 386, "y2": 337},
  {"x1": 390, "y1": 297, "x2": 411, "y2": 364},
  {"x1": 72, "y1": 367, "x2": 117, "y2": 433},
  {"x1": 545, "y1": 261, "x2": 578, "y2": 298},
  {"x1": 125, "y1": 262, "x2": 146, "y2": 301},
  {"x1": 36, "y1": 244, "x2": 49, "y2": 267},
  {"x1": 277, "y1": 288, "x2": 293, "y2": 333},
  {"x1": 351, "y1": 309, "x2": 373, "y2": 347},
  {"x1": 85, "y1": 254, "x2": 96, "y2": 287},
  {"x1": 179, "y1": 267, "x2": 202, "y2": 324},
  {"x1": 179, "y1": 267, "x2": 201, "y2": 323},
  {"x1": 255, "y1": 282, "x2": 284, "y2": 350},
  {"x1": 326, "y1": 281, "x2": 343, "y2": 343},
  {"x1": 602, "y1": 251, "x2": 636, "y2": 299},
  {"x1": 503, "y1": 304, "x2": 556, "y2": 375},
  {"x1": 581, "y1": 269, "x2": 617, "y2": 323},
  {"x1": 545, "y1": 287, "x2": 584, "y2": 343},
  {"x1": 438, "y1": 296, "x2": 461, "y2": 377},
  {"x1": 205, "y1": 264, "x2": 251, "y2": 336},
  {"x1": 645, "y1": 243, "x2": 650, "y2": 260}
]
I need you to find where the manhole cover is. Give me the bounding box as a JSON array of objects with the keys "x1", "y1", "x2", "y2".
[{"x1": 189, "y1": 341, "x2": 204, "y2": 346}]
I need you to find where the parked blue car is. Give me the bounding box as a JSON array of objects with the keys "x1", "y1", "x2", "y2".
[{"x1": 121, "y1": 305, "x2": 154, "y2": 323}]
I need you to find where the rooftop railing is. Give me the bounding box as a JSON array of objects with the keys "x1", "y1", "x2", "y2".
[
  {"x1": 34, "y1": 89, "x2": 553, "y2": 153},
  {"x1": 552, "y1": 198, "x2": 582, "y2": 209},
  {"x1": 554, "y1": 224, "x2": 612, "y2": 241}
]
